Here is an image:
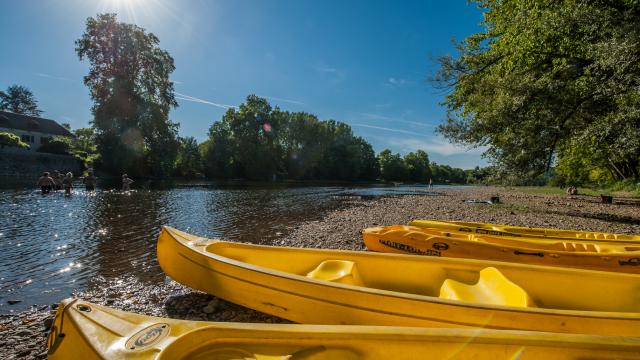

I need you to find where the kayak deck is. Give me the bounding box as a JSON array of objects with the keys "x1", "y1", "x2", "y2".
[
  {"x1": 363, "y1": 225, "x2": 640, "y2": 273},
  {"x1": 157, "y1": 226, "x2": 640, "y2": 335},
  {"x1": 48, "y1": 299, "x2": 640, "y2": 359}
]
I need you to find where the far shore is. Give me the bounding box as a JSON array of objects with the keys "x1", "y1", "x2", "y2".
[{"x1": 1, "y1": 186, "x2": 639, "y2": 359}]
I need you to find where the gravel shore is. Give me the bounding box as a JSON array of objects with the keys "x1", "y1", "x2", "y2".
[{"x1": 2, "y1": 186, "x2": 639, "y2": 359}]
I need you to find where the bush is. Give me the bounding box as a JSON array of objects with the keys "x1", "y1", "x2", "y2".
[
  {"x1": 37, "y1": 136, "x2": 72, "y2": 154},
  {"x1": 0, "y1": 132, "x2": 30, "y2": 149}
]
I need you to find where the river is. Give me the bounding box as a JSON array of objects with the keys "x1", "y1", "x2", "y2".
[{"x1": 0, "y1": 183, "x2": 454, "y2": 313}]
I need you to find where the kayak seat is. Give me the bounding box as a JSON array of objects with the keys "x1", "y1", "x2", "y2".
[
  {"x1": 439, "y1": 267, "x2": 536, "y2": 308},
  {"x1": 306, "y1": 260, "x2": 364, "y2": 286}
]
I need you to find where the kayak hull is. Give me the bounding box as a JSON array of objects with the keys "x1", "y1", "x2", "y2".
[
  {"x1": 410, "y1": 220, "x2": 640, "y2": 243},
  {"x1": 363, "y1": 225, "x2": 640, "y2": 273},
  {"x1": 47, "y1": 299, "x2": 640, "y2": 360},
  {"x1": 157, "y1": 226, "x2": 640, "y2": 336}
]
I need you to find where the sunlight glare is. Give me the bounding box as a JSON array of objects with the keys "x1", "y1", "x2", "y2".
[{"x1": 95, "y1": 0, "x2": 184, "y2": 31}]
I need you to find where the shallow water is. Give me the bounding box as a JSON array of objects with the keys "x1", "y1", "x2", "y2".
[{"x1": 0, "y1": 183, "x2": 444, "y2": 313}]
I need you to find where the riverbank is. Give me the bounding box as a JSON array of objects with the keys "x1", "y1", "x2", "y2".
[{"x1": 2, "y1": 186, "x2": 640, "y2": 359}]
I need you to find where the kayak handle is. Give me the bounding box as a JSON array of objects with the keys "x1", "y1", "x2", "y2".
[{"x1": 514, "y1": 250, "x2": 544, "y2": 257}]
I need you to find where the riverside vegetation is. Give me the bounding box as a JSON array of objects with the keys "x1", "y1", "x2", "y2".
[{"x1": 4, "y1": 2, "x2": 640, "y2": 192}]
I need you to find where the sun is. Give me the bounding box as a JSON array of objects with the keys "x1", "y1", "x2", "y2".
[
  {"x1": 97, "y1": 0, "x2": 150, "y2": 23},
  {"x1": 94, "y1": 0, "x2": 181, "y2": 30}
]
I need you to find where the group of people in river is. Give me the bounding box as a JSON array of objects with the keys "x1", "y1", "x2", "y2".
[{"x1": 37, "y1": 170, "x2": 133, "y2": 195}]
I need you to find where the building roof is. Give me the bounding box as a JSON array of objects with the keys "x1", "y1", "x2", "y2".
[{"x1": 0, "y1": 110, "x2": 74, "y2": 137}]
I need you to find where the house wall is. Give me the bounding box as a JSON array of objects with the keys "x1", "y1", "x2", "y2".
[
  {"x1": 0, "y1": 126, "x2": 57, "y2": 152},
  {"x1": 0, "y1": 151, "x2": 81, "y2": 188}
]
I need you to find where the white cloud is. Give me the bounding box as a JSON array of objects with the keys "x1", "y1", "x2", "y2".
[
  {"x1": 385, "y1": 77, "x2": 413, "y2": 87},
  {"x1": 35, "y1": 73, "x2": 73, "y2": 82},
  {"x1": 387, "y1": 137, "x2": 486, "y2": 156},
  {"x1": 355, "y1": 112, "x2": 434, "y2": 128},
  {"x1": 351, "y1": 123, "x2": 425, "y2": 136},
  {"x1": 259, "y1": 95, "x2": 305, "y2": 106},
  {"x1": 314, "y1": 63, "x2": 346, "y2": 83},
  {"x1": 175, "y1": 92, "x2": 237, "y2": 110}
]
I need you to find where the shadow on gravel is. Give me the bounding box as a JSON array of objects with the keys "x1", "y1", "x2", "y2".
[{"x1": 163, "y1": 292, "x2": 287, "y2": 323}]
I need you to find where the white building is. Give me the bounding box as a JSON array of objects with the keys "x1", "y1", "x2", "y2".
[{"x1": 0, "y1": 110, "x2": 73, "y2": 152}]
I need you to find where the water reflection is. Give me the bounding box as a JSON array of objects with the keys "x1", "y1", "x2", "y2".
[{"x1": 0, "y1": 184, "x2": 439, "y2": 313}]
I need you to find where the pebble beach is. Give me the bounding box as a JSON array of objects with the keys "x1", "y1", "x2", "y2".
[{"x1": 2, "y1": 186, "x2": 640, "y2": 359}]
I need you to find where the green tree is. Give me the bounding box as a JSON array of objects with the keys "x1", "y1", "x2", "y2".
[
  {"x1": 71, "y1": 127, "x2": 99, "y2": 167},
  {"x1": 38, "y1": 136, "x2": 72, "y2": 155},
  {"x1": 277, "y1": 111, "x2": 324, "y2": 179},
  {"x1": 221, "y1": 95, "x2": 280, "y2": 180},
  {"x1": 76, "y1": 13, "x2": 179, "y2": 178},
  {"x1": 435, "y1": 0, "x2": 640, "y2": 181},
  {"x1": 353, "y1": 137, "x2": 379, "y2": 180},
  {"x1": 404, "y1": 150, "x2": 431, "y2": 183},
  {"x1": 202, "y1": 122, "x2": 235, "y2": 179},
  {"x1": 37, "y1": 128, "x2": 99, "y2": 169},
  {"x1": 175, "y1": 136, "x2": 203, "y2": 178},
  {"x1": 201, "y1": 95, "x2": 381, "y2": 181},
  {"x1": 0, "y1": 132, "x2": 30, "y2": 149},
  {"x1": 0, "y1": 85, "x2": 43, "y2": 116},
  {"x1": 466, "y1": 166, "x2": 496, "y2": 184},
  {"x1": 378, "y1": 149, "x2": 407, "y2": 181}
]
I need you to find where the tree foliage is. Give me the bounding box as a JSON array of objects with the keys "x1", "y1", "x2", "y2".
[
  {"x1": 0, "y1": 132, "x2": 30, "y2": 149},
  {"x1": 436, "y1": 0, "x2": 640, "y2": 182},
  {"x1": 38, "y1": 136, "x2": 72, "y2": 155},
  {"x1": 378, "y1": 149, "x2": 407, "y2": 181},
  {"x1": 202, "y1": 95, "x2": 379, "y2": 181},
  {"x1": 37, "y1": 128, "x2": 99, "y2": 168},
  {"x1": 430, "y1": 163, "x2": 467, "y2": 184},
  {"x1": 76, "y1": 13, "x2": 180, "y2": 178},
  {"x1": 175, "y1": 136, "x2": 203, "y2": 178},
  {"x1": 404, "y1": 150, "x2": 431, "y2": 182},
  {"x1": 0, "y1": 85, "x2": 43, "y2": 116}
]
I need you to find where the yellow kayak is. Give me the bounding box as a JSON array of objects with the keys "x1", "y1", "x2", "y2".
[
  {"x1": 409, "y1": 219, "x2": 640, "y2": 243},
  {"x1": 363, "y1": 225, "x2": 640, "y2": 273},
  {"x1": 157, "y1": 226, "x2": 640, "y2": 336},
  {"x1": 47, "y1": 298, "x2": 640, "y2": 359}
]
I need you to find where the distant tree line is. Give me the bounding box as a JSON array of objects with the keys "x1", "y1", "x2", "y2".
[
  {"x1": 197, "y1": 95, "x2": 378, "y2": 181},
  {"x1": 171, "y1": 94, "x2": 469, "y2": 184}
]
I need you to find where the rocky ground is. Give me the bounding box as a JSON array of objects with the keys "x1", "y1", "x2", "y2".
[{"x1": 2, "y1": 186, "x2": 639, "y2": 359}]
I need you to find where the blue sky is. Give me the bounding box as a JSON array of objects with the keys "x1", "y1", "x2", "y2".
[{"x1": 0, "y1": 0, "x2": 487, "y2": 168}]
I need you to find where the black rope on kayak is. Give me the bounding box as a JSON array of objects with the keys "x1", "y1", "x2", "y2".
[
  {"x1": 47, "y1": 298, "x2": 79, "y2": 355},
  {"x1": 58, "y1": 298, "x2": 79, "y2": 337}
]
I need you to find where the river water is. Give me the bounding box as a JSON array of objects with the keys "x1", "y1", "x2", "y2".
[{"x1": 0, "y1": 183, "x2": 444, "y2": 313}]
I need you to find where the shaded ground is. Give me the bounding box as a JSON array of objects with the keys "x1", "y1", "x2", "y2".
[{"x1": 2, "y1": 186, "x2": 639, "y2": 359}]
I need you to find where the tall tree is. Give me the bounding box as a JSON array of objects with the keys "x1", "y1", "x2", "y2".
[
  {"x1": 76, "y1": 13, "x2": 179, "y2": 177},
  {"x1": 378, "y1": 149, "x2": 407, "y2": 181},
  {"x1": 201, "y1": 95, "x2": 382, "y2": 181},
  {"x1": 0, "y1": 85, "x2": 43, "y2": 116},
  {"x1": 404, "y1": 150, "x2": 431, "y2": 183},
  {"x1": 435, "y1": 0, "x2": 640, "y2": 182},
  {"x1": 175, "y1": 136, "x2": 203, "y2": 178}
]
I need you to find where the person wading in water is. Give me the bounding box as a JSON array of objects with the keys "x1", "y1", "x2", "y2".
[
  {"x1": 51, "y1": 170, "x2": 63, "y2": 191},
  {"x1": 83, "y1": 171, "x2": 97, "y2": 191},
  {"x1": 62, "y1": 172, "x2": 73, "y2": 195},
  {"x1": 122, "y1": 174, "x2": 134, "y2": 191},
  {"x1": 37, "y1": 172, "x2": 55, "y2": 194}
]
